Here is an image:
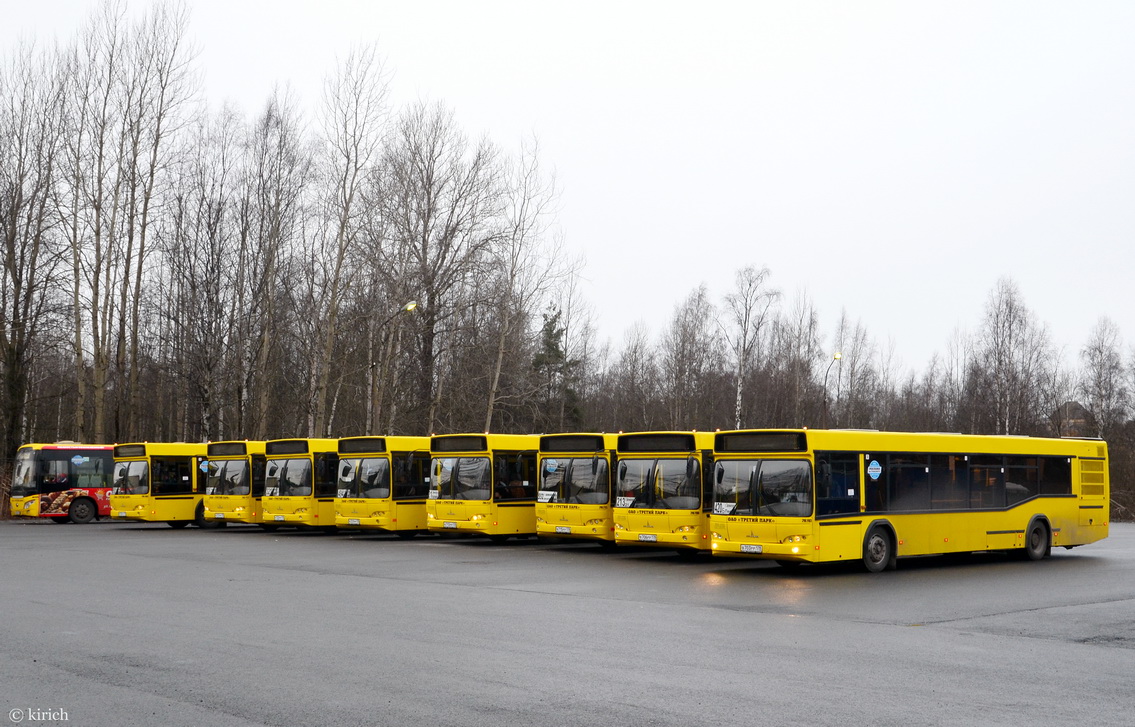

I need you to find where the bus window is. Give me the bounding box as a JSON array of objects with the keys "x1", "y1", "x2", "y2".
[
  {"x1": 815, "y1": 452, "x2": 859, "y2": 515},
  {"x1": 756, "y1": 460, "x2": 812, "y2": 517},
  {"x1": 152, "y1": 458, "x2": 192, "y2": 495},
  {"x1": 713, "y1": 460, "x2": 756, "y2": 516},
  {"x1": 567, "y1": 458, "x2": 608, "y2": 505},
  {"x1": 616, "y1": 460, "x2": 652, "y2": 508},
  {"x1": 113, "y1": 461, "x2": 149, "y2": 495},
  {"x1": 888, "y1": 454, "x2": 930, "y2": 511},
  {"x1": 1039, "y1": 457, "x2": 1072, "y2": 495},
  {"x1": 970, "y1": 456, "x2": 1005, "y2": 508},
  {"x1": 1005, "y1": 457, "x2": 1039, "y2": 505},
  {"x1": 393, "y1": 454, "x2": 429, "y2": 499},
  {"x1": 930, "y1": 455, "x2": 969, "y2": 510},
  {"x1": 495, "y1": 454, "x2": 536, "y2": 501},
  {"x1": 454, "y1": 458, "x2": 491, "y2": 501},
  {"x1": 656, "y1": 459, "x2": 699, "y2": 510}
]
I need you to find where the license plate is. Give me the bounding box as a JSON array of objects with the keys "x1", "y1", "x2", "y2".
[
  {"x1": 443, "y1": 521, "x2": 457, "y2": 529},
  {"x1": 214, "y1": 513, "x2": 224, "y2": 519},
  {"x1": 555, "y1": 526, "x2": 571, "y2": 534},
  {"x1": 274, "y1": 515, "x2": 284, "y2": 522},
  {"x1": 348, "y1": 518, "x2": 360, "y2": 526},
  {"x1": 117, "y1": 512, "x2": 126, "y2": 518},
  {"x1": 741, "y1": 544, "x2": 763, "y2": 554},
  {"x1": 638, "y1": 533, "x2": 657, "y2": 542}
]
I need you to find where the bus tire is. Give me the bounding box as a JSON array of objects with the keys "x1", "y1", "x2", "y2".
[
  {"x1": 167, "y1": 521, "x2": 190, "y2": 529},
  {"x1": 776, "y1": 560, "x2": 803, "y2": 569},
  {"x1": 195, "y1": 503, "x2": 221, "y2": 529},
  {"x1": 259, "y1": 524, "x2": 280, "y2": 532},
  {"x1": 863, "y1": 526, "x2": 894, "y2": 573},
  {"x1": 49, "y1": 516, "x2": 69, "y2": 524},
  {"x1": 395, "y1": 531, "x2": 417, "y2": 540},
  {"x1": 489, "y1": 534, "x2": 510, "y2": 544},
  {"x1": 1024, "y1": 519, "x2": 1050, "y2": 561},
  {"x1": 68, "y1": 498, "x2": 97, "y2": 524}
]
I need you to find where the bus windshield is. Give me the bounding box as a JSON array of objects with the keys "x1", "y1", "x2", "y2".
[
  {"x1": 208, "y1": 460, "x2": 250, "y2": 496},
  {"x1": 266, "y1": 459, "x2": 312, "y2": 497},
  {"x1": 713, "y1": 459, "x2": 813, "y2": 517},
  {"x1": 539, "y1": 457, "x2": 609, "y2": 504},
  {"x1": 430, "y1": 457, "x2": 491, "y2": 501},
  {"x1": 615, "y1": 458, "x2": 700, "y2": 510},
  {"x1": 113, "y1": 461, "x2": 150, "y2": 495},
  {"x1": 338, "y1": 458, "x2": 391, "y2": 498},
  {"x1": 11, "y1": 450, "x2": 36, "y2": 498}
]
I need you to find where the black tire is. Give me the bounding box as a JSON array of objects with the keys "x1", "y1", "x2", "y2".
[
  {"x1": 49, "y1": 516, "x2": 69, "y2": 524},
  {"x1": 863, "y1": 527, "x2": 893, "y2": 573},
  {"x1": 195, "y1": 503, "x2": 222, "y2": 529},
  {"x1": 776, "y1": 560, "x2": 803, "y2": 569},
  {"x1": 68, "y1": 498, "x2": 97, "y2": 524},
  {"x1": 488, "y1": 534, "x2": 510, "y2": 544},
  {"x1": 394, "y1": 531, "x2": 417, "y2": 540},
  {"x1": 1025, "y1": 520, "x2": 1050, "y2": 561},
  {"x1": 167, "y1": 521, "x2": 190, "y2": 529},
  {"x1": 259, "y1": 524, "x2": 280, "y2": 532}
]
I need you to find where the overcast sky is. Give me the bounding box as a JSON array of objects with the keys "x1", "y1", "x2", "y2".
[{"x1": 8, "y1": 1, "x2": 1135, "y2": 373}]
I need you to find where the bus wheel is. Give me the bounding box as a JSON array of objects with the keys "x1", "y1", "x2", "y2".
[
  {"x1": 1025, "y1": 520, "x2": 1050, "y2": 561},
  {"x1": 395, "y1": 531, "x2": 417, "y2": 540},
  {"x1": 167, "y1": 521, "x2": 190, "y2": 529},
  {"x1": 259, "y1": 524, "x2": 280, "y2": 532},
  {"x1": 863, "y1": 527, "x2": 894, "y2": 573},
  {"x1": 49, "y1": 516, "x2": 69, "y2": 524},
  {"x1": 776, "y1": 560, "x2": 803, "y2": 570},
  {"x1": 68, "y1": 498, "x2": 97, "y2": 524},
  {"x1": 489, "y1": 535, "x2": 510, "y2": 544}
]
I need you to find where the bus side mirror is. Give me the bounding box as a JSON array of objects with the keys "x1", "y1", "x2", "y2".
[
  {"x1": 686, "y1": 457, "x2": 698, "y2": 481},
  {"x1": 715, "y1": 466, "x2": 724, "y2": 485},
  {"x1": 592, "y1": 456, "x2": 599, "y2": 475}
]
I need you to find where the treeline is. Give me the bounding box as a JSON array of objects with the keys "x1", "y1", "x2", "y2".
[{"x1": 1, "y1": 3, "x2": 1131, "y2": 516}]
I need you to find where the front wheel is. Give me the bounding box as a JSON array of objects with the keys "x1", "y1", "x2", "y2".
[
  {"x1": 68, "y1": 498, "x2": 97, "y2": 524},
  {"x1": 1024, "y1": 520, "x2": 1050, "y2": 561},
  {"x1": 167, "y1": 521, "x2": 190, "y2": 529},
  {"x1": 394, "y1": 531, "x2": 417, "y2": 540},
  {"x1": 863, "y1": 527, "x2": 894, "y2": 573}
]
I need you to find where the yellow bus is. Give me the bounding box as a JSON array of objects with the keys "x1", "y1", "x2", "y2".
[
  {"x1": 708, "y1": 429, "x2": 1109, "y2": 571},
  {"x1": 110, "y1": 442, "x2": 213, "y2": 528},
  {"x1": 261, "y1": 438, "x2": 340, "y2": 531},
  {"x1": 9, "y1": 443, "x2": 114, "y2": 523},
  {"x1": 612, "y1": 431, "x2": 715, "y2": 554},
  {"x1": 536, "y1": 433, "x2": 618, "y2": 546},
  {"x1": 201, "y1": 441, "x2": 268, "y2": 524},
  {"x1": 426, "y1": 433, "x2": 540, "y2": 542},
  {"x1": 334, "y1": 436, "x2": 432, "y2": 537}
]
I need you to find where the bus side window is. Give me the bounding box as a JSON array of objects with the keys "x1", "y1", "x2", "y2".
[{"x1": 815, "y1": 452, "x2": 859, "y2": 516}]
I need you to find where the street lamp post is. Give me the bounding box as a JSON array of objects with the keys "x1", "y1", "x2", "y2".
[{"x1": 822, "y1": 351, "x2": 842, "y2": 429}]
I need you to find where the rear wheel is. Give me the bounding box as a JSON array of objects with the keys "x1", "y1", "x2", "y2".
[
  {"x1": 1024, "y1": 520, "x2": 1050, "y2": 561},
  {"x1": 863, "y1": 527, "x2": 894, "y2": 573}
]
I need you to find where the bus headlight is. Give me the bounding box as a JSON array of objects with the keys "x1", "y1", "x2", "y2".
[
  {"x1": 471, "y1": 514, "x2": 484, "y2": 521},
  {"x1": 782, "y1": 534, "x2": 808, "y2": 544},
  {"x1": 585, "y1": 519, "x2": 605, "y2": 526},
  {"x1": 673, "y1": 525, "x2": 696, "y2": 533}
]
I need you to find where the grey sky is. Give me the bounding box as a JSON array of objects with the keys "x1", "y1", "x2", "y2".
[{"x1": 10, "y1": 1, "x2": 1135, "y2": 372}]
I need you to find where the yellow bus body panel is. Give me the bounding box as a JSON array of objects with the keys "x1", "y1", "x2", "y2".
[
  {"x1": 536, "y1": 502, "x2": 614, "y2": 542},
  {"x1": 426, "y1": 500, "x2": 536, "y2": 536},
  {"x1": 109, "y1": 493, "x2": 203, "y2": 523},
  {"x1": 9, "y1": 495, "x2": 40, "y2": 517},
  {"x1": 614, "y1": 508, "x2": 709, "y2": 550},
  {"x1": 335, "y1": 499, "x2": 429, "y2": 532},
  {"x1": 260, "y1": 496, "x2": 335, "y2": 527},
  {"x1": 202, "y1": 494, "x2": 260, "y2": 524}
]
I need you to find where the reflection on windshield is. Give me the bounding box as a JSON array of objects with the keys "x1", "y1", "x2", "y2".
[
  {"x1": 430, "y1": 457, "x2": 491, "y2": 501},
  {"x1": 113, "y1": 461, "x2": 150, "y2": 495},
  {"x1": 614, "y1": 458, "x2": 700, "y2": 510},
  {"x1": 538, "y1": 457, "x2": 610, "y2": 504},
  {"x1": 713, "y1": 459, "x2": 812, "y2": 517},
  {"x1": 338, "y1": 457, "x2": 391, "y2": 498},
  {"x1": 265, "y1": 458, "x2": 312, "y2": 497},
  {"x1": 208, "y1": 460, "x2": 250, "y2": 496},
  {"x1": 10, "y1": 451, "x2": 36, "y2": 497}
]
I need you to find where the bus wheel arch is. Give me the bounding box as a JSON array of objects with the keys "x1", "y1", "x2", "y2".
[
  {"x1": 68, "y1": 497, "x2": 97, "y2": 524},
  {"x1": 862, "y1": 521, "x2": 897, "y2": 573},
  {"x1": 1024, "y1": 517, "x2": 1051, "y2": 561}
]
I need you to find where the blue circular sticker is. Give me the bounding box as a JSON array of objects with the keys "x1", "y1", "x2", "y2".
[
  {"x1": 545, "y1": 459, "x2": 558, "y2": 473},
  {"x1": 867, "y1": 460, "x2": 882, "y2": 480},
  {"x1": 71, "y1": 455, "x2": 86, "y2": 467}
]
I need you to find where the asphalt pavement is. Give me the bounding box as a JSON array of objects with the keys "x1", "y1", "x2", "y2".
[{"x1": 2, "y1": 519, "x2": 1133, "y2": 726}]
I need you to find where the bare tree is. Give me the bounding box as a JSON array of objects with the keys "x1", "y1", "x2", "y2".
[
  {"x1": 1078, "y1": 317, "x2": 1128, "y2": 438},
  {"x1": 722, "y1": 265, "x2": 778, "y2": 428}
]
